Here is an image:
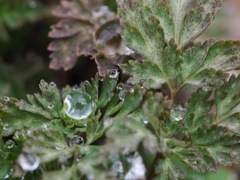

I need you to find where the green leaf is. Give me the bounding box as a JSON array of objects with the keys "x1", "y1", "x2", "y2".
[
  {"x1": 168, "y1": 0, "x2": 222, "y2": 47},
  {"x1": 155, "y1": 158, "x2": 185, "y2": 180},
  {"x1": 183, "y1": 89, "x2": 213, "y2": 133}
]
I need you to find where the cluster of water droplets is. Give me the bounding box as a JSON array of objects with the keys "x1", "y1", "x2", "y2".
[
  {"x1": 63, "y1": 90, "x2": 94, "y2": 120},
  {"x1": 170, "y1": 104, "x2": 187, "y2": 121},
  {"x1": 18, "y1": 153, "x2": 40, "y2": 171}
]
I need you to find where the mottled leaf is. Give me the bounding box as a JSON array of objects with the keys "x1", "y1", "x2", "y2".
[{"x1": 155, "y1": 158, "x2": 185, "y2": 180}]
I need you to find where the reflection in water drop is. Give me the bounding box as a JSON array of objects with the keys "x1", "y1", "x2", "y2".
[
  {"x1": 170, "y1": 105, "x2": 186, "y2": 121},
  {"x1": 125, "y1": 154, "x2": 146, "y2": 180},
  {"x1": 70, "y1": 135, "x2": 84, "y2": 145},
  {"x1": 18, "y1": 153, "x2": 40, "y2": 171},
  {"x1": 108, "y1": 69, "x2": 119, "y2": 78},
  {"x1": 3, "y1": 123, "x2": 9, "y2": 130},
  {"x1": 5, "y1": 140, "x2": 15, "y2": 149},
  {"x1": 3, "y1": 96, "x2": 9, "y2": 102},
  {"x1": 64, "y1": 91, "x2": 94, "y2": 120}
]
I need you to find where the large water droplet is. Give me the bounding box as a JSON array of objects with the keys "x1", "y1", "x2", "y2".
[
  {"x1": 64, "y1": 91, "x2": 94, "y2": 120},
  {"x1": 170, "y1": 105, "x2": 186, "y2": 121},
  {"x1": 18, "y1": 153, "x2": 40, "y2": 171},
  {"x1": 125, "y1": 154, "x2": 146, "y2": 180},
  {"x1": 70, "y1": 135, "x2": 84, "y2": 145},
  {"x1": 108, "y1": 69, "x2": 119, "y2": 79},
  {"x1": 5, "y1": 140, "x2": 16, "y2": 149}
]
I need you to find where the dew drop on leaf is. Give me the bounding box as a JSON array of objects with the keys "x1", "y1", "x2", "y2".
[
  {"x1": 64, "y1": 91, "x2": 94, "y2": 120},
  {"x1": 4, "y1": 168, "x2": 13, "y2": 179},
  {"x1": 70, "y1": 135, "x2": 84, "y2": 145},
  {"x1": 3, "y1": 123, "x2": 9, "y2": 130},
  {"x1": 47, "y1": 103, "x2": 54, "y2": 110},
  {"x1": 18, "y1": 153, "x2": 40, "y2": 171},
  {"x1": 143, "y1": 118, "x2": 148, "y2": 125},
  {"x1": 108, "y1": 69, "x2": 119, "y2": 79},
  {"x1": 170, "y1": 105, "x2": 186, "y2": 121},
  {"x1": 49, "y1": 82, "x2": 56, "y2": 87},
  {"x1": 117, "y1": 83, "x2": 124, "y2": 90},
  {"x1": 40, "y1": 79, "x2": 46, "y2": 85},
  {"x1": 5, "y1": 140, "x2": 16, "y2": 149},
  {"x1": 3, "y1": 96, "x2": 9, "y2": 102}
]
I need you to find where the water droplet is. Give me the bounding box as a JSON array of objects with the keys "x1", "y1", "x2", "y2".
[
  {"x1": 84, "y1": 81, "x2": 90, "y2": 86},
  {"x1": 55, "y1": 147, "x2": 63, "y2": 150},
  {"x1": 49, "y1": 82, "x2": 56, "y2": 87},
  {"x1": 3, "y1": 123, "x2": 9, "y2": 130},
  {"x1": 64, "y1": 91, "x2": 94, "y2": 120},
  {"x1": 170, "y1": 105, "x2": 186, "y2": 121},
  {"x1": 3, "y1": 96, "x2": 9, "y2": 102},
  {"x1": 119, "y1": 91, "x2": 126, "y2": 101},
  {"x1": 104, "y1": 118, "x2": 114, "y2": 128},
  {"x1": 108, "y1": 69, "x2": 119, "y2": 79},
  {"x1": 40, "y1": 79, "x2": 46, "y2": 85},
  {"x1": 129, "y1": 88, "x2": 134, "y2": 93},
  {"x1": 5, "y1": 140, "x2": 15, "y2": 149},
  {"x1": 14, "y1": 131, "x2": 26, "y2": 140},
  {"x1": 47, "y1": 103, "x2": 54, "y2": 110},
  {"x1": 125, "y1": 154, "x2": 146, "y2": 180},
  {"x1": 18, "y1": 153, "x2": 40, "y2": 171},
  {"x1": 117, "y1": 83, "x2": 124, "y2": 90},
  {"x1": 70, "y1": 135, "x2": 84, "y2": 145},
  {"x1": 112, "y1": 161, "x2": 124, "y2": 173},
  {"x1": 143, "y1": 118, "x2": 148, "y2": 125},
  {"x1": 72, "y1": 85, "x2": 80, "y2": 91}
]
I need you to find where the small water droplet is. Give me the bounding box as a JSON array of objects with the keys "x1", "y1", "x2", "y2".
[
  {"x1": 14, "y1": 131, "x2": 26, "y2": 140},
  {"x1": 70, "y1": 135, "x2": 84, "y2": 145},
  {"x1": 40, "y1": 79, "x2": 46, "y2": 85},
  {"x1": 18, "y1": 153, "x2": 40, "y2": 171},
  {"x1": 5, "y1": 140, "x2": 15, "y2": 149},
  {"x1": 119, "y1": 91, "x2": 126, "y2": 101},
  {"x1": 84, "y1": 81, "x2": 90, "y2": 86},
  {"x1": 117, "y1": 83, "x2": 124, "y2": 90},
  {"x1": 170, "y1": 105, "x2": 186, "y2": 121},
  {"x1": 3, "y1": 96, "x2": 9, "y2": 102},
  {"x1": 55, "y1": 147, "x2": 63, "y2": 150},
  {"x1": 3, "y1": 123, "x2": 9, "y2": 130},
  {"x1": 108, "y1": 69, "x2": 119, "y2": 79},
  {"x1": 64, "y1": 91, "x2": 94, "y2": 120},
  {"x1": 112, "y1": 161, "x2": 124, "y2": 173},
  {"x1": 49, "y1": 82, "x2": 56, "y2": 87},
  {"x1": 125, "y1": 154, "x2": 146, "y2": 180},
  {"x1": 143, "y1": 118, "x2": 148, "y2": 125},
  {"x1": 47, "y1": 103, "x2": 54, "y2": 110},
  {"x1": 129, "y1": 88, "x2": 134, "y2": 93},
  {"x1": 72, "y1": 85, "x2": 80, "y2": 91}
]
